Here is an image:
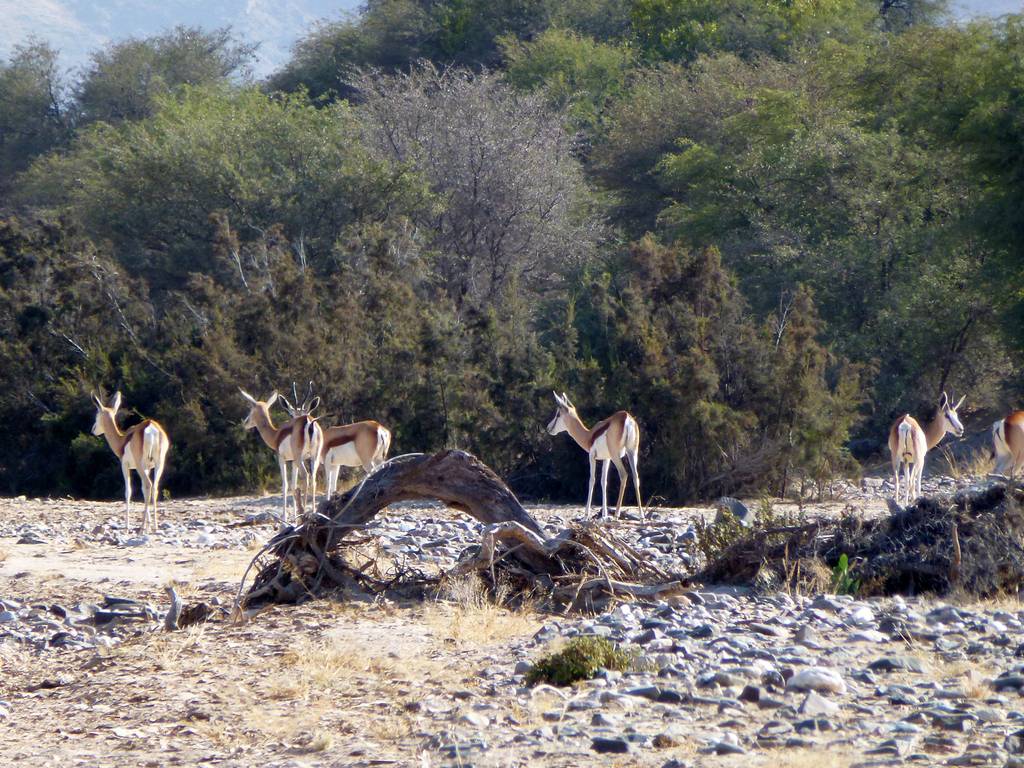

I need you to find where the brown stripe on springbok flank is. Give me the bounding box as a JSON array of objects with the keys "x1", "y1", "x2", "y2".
[
  {"x1": 275, "y1": 420, "x2": 297, "y2": 450},
  {"x1": 119, "y1": 419, "x2": 153, "y2": 458},
  {"x1": 590, "y1": 421, "x2": 611, "y2": 447},
  {"x1": 324, "y1": 433, "x2": 356, "y2": 452}
]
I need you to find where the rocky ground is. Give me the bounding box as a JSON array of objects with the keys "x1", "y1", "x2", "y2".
[{"x1": 1, "y1": 473, "x2": 1020, "y2": 767}]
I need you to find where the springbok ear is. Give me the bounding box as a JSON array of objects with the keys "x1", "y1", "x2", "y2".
[
  {"x1": 562, "y1": 392, "x2": 574, "y2": 408},
  {"x1": 92, "y1": 392, "x2": 103, "y2": 408},
  {"x1": 267, "y1": 392, "x2": 279, "y2": 407},
  {"x1": 239, "y1": 388, "x2": 258, "y2": 405},
  {"x1": 110, "y1": 391, "x2": 122, "y2": 412},
  {"x1": 955, "y1": 394, "x2": 966, "y2": 410},
  {"x1": 308, "y1": 396, "x2": 321, "y2": 413},
  {"x1": 552, "y1": 391, "x2": 564, "y2": 406}
]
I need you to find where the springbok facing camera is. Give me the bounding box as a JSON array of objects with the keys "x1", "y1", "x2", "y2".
[
  {"x1": 993, "y1": 410, "x2": 1024, "y2": 478},
  {"x1": 239, "y1": 388, "x2": 323, "y2": 522},
  {"x1": 888, "y1": 391, "x2": 965, "y2": 507},
  {"x1": 547, "y1": 391, "x2": 642, "y2": 519},
  {"x1": 91, "y1": 391, "x2": 170, "y2": 533}
]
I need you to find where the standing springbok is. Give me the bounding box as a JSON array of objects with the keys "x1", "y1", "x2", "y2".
[
  {"x1": 888, "y1": 391, "x2": 965, "y2": 507},
  {"x1": 91, "y1": 392, "x2": 170, "y2": 534},
  {"x1": 546, "y1": 391, "x2": 642, "y2": 519},
  {"x1": 240, "y1": 389, "x2": 323, "y2": 522},
  {"x1": 993, "y1": 410, "x2": 1024, "y2": 478},
  {"x1": 319, "y1": 420, "x2": 392, "y2": 498},
  {"x1": 279, "y1": 384, "x2": 392, "y2": 498}
]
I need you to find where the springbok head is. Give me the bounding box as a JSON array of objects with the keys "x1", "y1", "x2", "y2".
[
  {"x1": 281, "y1": 381, "x2": 320, "y2": 419},
  {"x1": 239, "y1": 388, "x2": 278, "y2": 430},
  {"x1": 939, "y1": 391, "x2": 966, "y2": 438},
  {"x1": 547, "y1": 391, "x2": 578, "y2": 436},
  {"x1": 91, "y1": 391, "x2": 122, "y2": 435}
]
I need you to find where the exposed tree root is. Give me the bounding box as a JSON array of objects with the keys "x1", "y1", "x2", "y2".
[{"x1": 236, "y1": 450, "x2": 684, "y2": 613}]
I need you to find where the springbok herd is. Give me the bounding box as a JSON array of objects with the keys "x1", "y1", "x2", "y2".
[{"x1": 89, "y1": 387, "x2": 1024, "y2": 535}]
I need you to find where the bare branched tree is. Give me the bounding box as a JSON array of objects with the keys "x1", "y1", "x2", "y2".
[{"x1": 355, "y1": 64, "x2": 601, "y2": 306}]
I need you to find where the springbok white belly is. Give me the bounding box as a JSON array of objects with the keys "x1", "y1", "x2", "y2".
[
  {"x1": 590, "y1": 434, "x2": 625, "y2": 461},
  {"x1": 278, "y1": 434, "x2": 297, "y2": 462},
  {"x1": 325, "y1": 441, "x2": 363, "y2": 468}
]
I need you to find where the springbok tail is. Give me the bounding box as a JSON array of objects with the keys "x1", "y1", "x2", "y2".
[
  {"x1": 624, "y1": 415, "x2": 640, "y2": 452},
  {"x1": 142, "y1": 424, "x2": 160, "y2": 467},
  {"x1": 897, "y1": 419, "x2": 914, "y2": 462}
]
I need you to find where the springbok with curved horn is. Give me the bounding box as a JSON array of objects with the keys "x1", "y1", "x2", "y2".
[
  {"x1": 888, "y1": 391, "x2": 965, "y2": 507},
  {"x1": 280, "y1": 383, "x2": 392, "y2": 498},
  {"x1": 546, "y1": 392, "x2": 642, "y2": 519},
  {"x1": 240, "y1": 388, "x2": 323, "y2": 522},
  {"x1": 91, "y1": 391, "x2": 170, "y2": 533},
  {"x1": 993, "y1": 410, "x2": 1024, "y2": 478}
]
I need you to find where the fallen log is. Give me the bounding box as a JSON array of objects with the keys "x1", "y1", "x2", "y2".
[{"x1": 237, "y1": 450, "x2": 683, "y2": 612}]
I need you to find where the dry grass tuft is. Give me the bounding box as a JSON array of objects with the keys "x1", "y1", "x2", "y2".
[
  {"x1": 939, "y1": 445, "x2": 995, "y2": 479},
  {"x1": 426, "y1": 574, "x2": 541, "y2": 646},
  {"x1": 934, "y1": 657, "x2": 995, "y2": 699}
]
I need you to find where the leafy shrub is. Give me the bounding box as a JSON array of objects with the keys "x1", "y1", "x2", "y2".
[
  {"x1": 526, "y1": 636, "x2": 638, "y2": 686},
  {"x1": 830, "y1": 553, "x2": 861, "y2": 596},
  {"x1": 693, "y1": 496, "x2": 806, "y2": 563}
]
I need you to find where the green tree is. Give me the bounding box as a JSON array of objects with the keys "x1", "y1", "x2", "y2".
[
  {"x1": 75, "y1": 26, "x2": 256, "y2": 125},
  {"x1": 0, "y1": 41, "x2": 70, "y2": 193},
  {"x1": 630, "y1": 0, "x2": 874, "y2": 63},
  {"x1": 21, "y1": 86, "x2": 430, "y2": 283},
  {"x1": 501, "y1": 28, "x2": 631, "y2": 134}
]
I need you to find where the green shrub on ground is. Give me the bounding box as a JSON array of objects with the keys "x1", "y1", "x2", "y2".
[{"x1": 526, "y1": 636, "x2": 638, "y2": 687}]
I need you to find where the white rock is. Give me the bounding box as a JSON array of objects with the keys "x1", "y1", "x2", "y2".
[
  {"x1": 845, "y1": 605, "x2": 875, "y2": 627},
  {"x1": 848, "y1": 629, "x2": 887, "y2": 643},
  {"x1": 459, "y1": 711, "x2": 489, "y2": 728},
  {"x1": 786, "y1": 667, "x2": 847, "y2": 695}
]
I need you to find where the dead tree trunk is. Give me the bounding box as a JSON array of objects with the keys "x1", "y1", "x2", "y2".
[
  {"x1": 239, "y1": 450, "x2": 683, "y2": 611},
  {"x1": 317, "y1": 450, "x2": 544, "y2": 548}
]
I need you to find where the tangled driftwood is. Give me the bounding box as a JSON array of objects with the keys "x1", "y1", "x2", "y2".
[
  {"x1": 237, "y1": 450, "x2": 685, "y2": 612},
  {"x1": 697, "y1": 483, "x2": 1024, "y2": 598}
]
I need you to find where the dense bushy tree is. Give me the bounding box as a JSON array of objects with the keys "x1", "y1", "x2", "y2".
[
  {"x1": 501, "y1": 28, "x2": 631, "y2": 135},
  {"x1": 20, "y1": 86, "x2": 429, "y2": 283},
  {"x1": 75, "y1": 26, "x2": 256, "y2": 125},
  {"x1": 0, "y1": 42, "x2": 70, "y2": 192},
  {"x1": 268, "y1": 0, "x2": 553, "y2": 100},
  {"x1": 630, "y1": 0, "x2": 875, "y2": 63},
  {"x1": 596, "y1": 52, "x2": 1008, "y2": 432}
]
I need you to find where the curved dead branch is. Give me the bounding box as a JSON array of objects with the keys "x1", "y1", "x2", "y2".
[{"x1": 237, "y1": 449, "x2": 684, "y2": 612}]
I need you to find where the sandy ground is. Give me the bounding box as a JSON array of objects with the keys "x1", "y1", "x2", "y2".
[{"x1": 0, "y1": 493, "x2": 894, "y2": 768}]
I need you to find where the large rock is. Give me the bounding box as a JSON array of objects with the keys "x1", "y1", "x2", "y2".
[{"x1": 786, "y1": 667, "x2": 847, "y2": 695}]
